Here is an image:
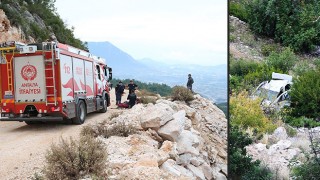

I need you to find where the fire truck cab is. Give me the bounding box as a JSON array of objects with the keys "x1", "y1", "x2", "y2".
[{"x1": 0, "y1": 41, "x2": 112, "y2": 124}]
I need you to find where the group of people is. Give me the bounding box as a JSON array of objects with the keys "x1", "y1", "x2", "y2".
[
  {"x1": 113, "y1": 74, "x2": 194, "y2": 109},
  {"x1": 115, "y1": 80, "x2": 138, "y2": 108}
]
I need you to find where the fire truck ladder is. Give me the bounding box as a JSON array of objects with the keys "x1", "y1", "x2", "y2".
[
  {"x1": 0, "y1": 46, "x2": 16, "y2": 91},
  {"x1": 43, "y1": 42, "x2": 57, "y2": 106}
]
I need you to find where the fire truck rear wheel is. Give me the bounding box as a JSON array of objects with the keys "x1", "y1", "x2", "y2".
[{"x1": 73, "y1": 100, "x2": 86, "y2": 125}]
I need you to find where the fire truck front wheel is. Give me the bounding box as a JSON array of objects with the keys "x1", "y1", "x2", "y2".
[
  {"x1": 73, "y1": 100, "x2": 87, "y2": 125},
  {"x1": 99, "y1": 94, "x2": 108, "y2": 113}
]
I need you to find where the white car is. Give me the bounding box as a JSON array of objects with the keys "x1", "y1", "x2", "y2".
[{"x1": 254, "y1": 72, "x2": 292, "y2": 111}]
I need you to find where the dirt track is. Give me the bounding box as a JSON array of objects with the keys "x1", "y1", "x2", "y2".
[{"x1": 0, "y1": 88, "x2": 125, "y2": 179}]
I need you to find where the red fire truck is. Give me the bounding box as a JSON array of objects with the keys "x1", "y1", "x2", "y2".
[{"x1": 0, "y1": 41, "x2": 112, "y2": 124}]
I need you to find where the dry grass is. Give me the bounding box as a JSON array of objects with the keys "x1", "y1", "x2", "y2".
[
  {"x1": 81, "y1": 121, "x2": 138, "y2": 139},
  {"x1": 43, "y1": 136, "x2": 107, "y2": 179},
  {"x1": 139, "y1": 96, "x2": 157, "y2": 104},
  {"x1": 109, "y1": 112, "x2": 121, "y2": 120},
  {"x1": 136, "y1": 89, "x2": 157, "y2": 97}
]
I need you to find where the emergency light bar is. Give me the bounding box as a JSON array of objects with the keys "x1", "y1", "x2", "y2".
[{"x1": 19, "y1": 45, "x2": 37, "y2": 54}]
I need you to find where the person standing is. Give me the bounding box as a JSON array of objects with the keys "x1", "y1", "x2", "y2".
[
  {"x1": 128, "y1": 80, "x2": 138, "y2": 92},
  {"x1": 127, "y1": 89, "x2": 137, "y2": 108},
  {"x1": 115, "y1": 81, "x2": 124, "y2": 105},
  {"x1": 187, "y1": 74, "x2": 194, "y2": 92}
]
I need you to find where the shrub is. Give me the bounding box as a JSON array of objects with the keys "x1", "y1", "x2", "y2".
[
  {"x1": 292, "y1": 160, "x2": 320, "y2": 179},
  {"x1": 229, "y1": 34, "x2": 236, "y2": 42},
  {"x1": 229, "y1": 125, "x2": 273, "y2": 179},
  {"x1": 243, "y1": 65, "x2": 280, "y2": 89},
  {"x1": 283, "y1": 124, "x2": 297, "y2": 137},
  {"x1": 171, "y1": 86, "x2": 194, "y2": 102},
  {"x1": 229, "y1": 2, "x2": 248, "y2": 22},
  {"x1": 229, "y1": 75, "x2": 244, "y2": 93},
  {"x1": 81, "y1": 122, "x2": 138, "y2": 139},
  {"x1": 289, "y1": 69, "x2": 320, "y2": 119},
  {"x1": 230, "y1": 91, "x2": 276, "y2": 134},
  {"x1": 292, "y1": 60, "x2": 312, "y2": 77},
  {"x1": 261, "y1": 44, "x2": 281, "y2": 56},
  {"x1": 283, "y1": 116, "x2": 320, "y2": 128},
  {"x1": 292, "y1": 131, "x2": 320, "y2": 179},
  {"x1": 265, "y1": 47, "x2": 297, "y2": 73},
  {"x1": 246, "y1": 0, "x2": 320, "y2": 52},
  {"x1": 44, "y1": 136, "x2": 107, "y2": 179},
  {"x1": 139, "y1": 96, "x2": 157, "y2": 104},
  {"x1": 229, "y1": 58, "x2": 260, "y2": 77}
]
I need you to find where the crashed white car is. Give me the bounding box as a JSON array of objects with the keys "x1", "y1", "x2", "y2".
[{"x1": 253, "y1": 72, "x2": 292, "y2": 111}]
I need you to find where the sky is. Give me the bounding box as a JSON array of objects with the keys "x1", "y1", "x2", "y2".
[{"x1": 54, "y1": 0, "x2": 227, "y2": 66}]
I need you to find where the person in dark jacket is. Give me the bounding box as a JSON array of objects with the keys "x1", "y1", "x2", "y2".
[
  {"x1": 115, "y1": 81, "x2": 125, "y2": 105},
  {"x1": 187, "y1": 74, "x2": 194, "y2": 92},
  {"x1": 128, "y1": 80, "x2": 138, "y2": 92},
  {"x1": 127, "y1": 89, "x2": 137, "y2": 108}
]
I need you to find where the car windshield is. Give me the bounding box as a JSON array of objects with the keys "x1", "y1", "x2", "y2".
[{"x1": 256, "y1": 89, "x2": 279, "y2": 102}]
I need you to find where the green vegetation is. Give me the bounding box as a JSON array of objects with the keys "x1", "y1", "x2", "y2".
[
  {"x1": 216, "y1": 102, "x2": 227, "y2": 116},
  {"x1": 230, "y1": 91, "x2": 276, "y2": 135},
  {"x1": 171, "y1": 86, "x2": 194, "y2": 102},
  {"x1": 229, "y1": 1, "x2": 248, "y2": 22},
  {"x1": 111, "y1": 78, "x2": 172, "y2": 97},
  {"x1": 292, "y1": 131, "x2": 320, "y2": 179},
  {"x1": 246, "y1": 0, "x2": 320, "y2": 52},
  {"x1": 231, "y1": 1, "x2": 320, "y2": 178},
  {"x1": 229, "y1": 125, "x2": 273, "y2": 179},
  {"x1": 0, "y1": 0, "x2": 87, "y2": 50},
  {"x1": 265, "y1": 47, "x2": 297, "y2": 73},
  {"x1": 289, "y1": 70, "x2": 320, "y2": 119}
]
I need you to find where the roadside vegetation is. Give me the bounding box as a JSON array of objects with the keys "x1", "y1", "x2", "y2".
[
  {"x1": 230, "y1": 0, "x2": 320, "y2": 179},
  {"x1": 0, "y1": 0, "x2": 87, "y2": 50},
  {"x1": 111, "y1": 78, "x2": 172, "y2": 97}
]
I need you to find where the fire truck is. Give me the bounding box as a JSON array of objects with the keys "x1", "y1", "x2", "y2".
[{"x1": 0, "y1": 41, "x2": 112, "y2": 125}]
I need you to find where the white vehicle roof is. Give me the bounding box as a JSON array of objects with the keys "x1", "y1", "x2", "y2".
[
  {"x1": 261, "y1": 79, "x2": 290, "y2": 92},
  {"x1": 272, "y1": 72, "x2": 292, "y2": 82}
]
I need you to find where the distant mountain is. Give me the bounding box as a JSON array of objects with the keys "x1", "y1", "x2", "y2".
[
  {"x1": 88, "y1": 41, "x2": 227, "y2": 103},
  {"x1": 88, "y1": 42, "x2": 153, "y2": 77}
]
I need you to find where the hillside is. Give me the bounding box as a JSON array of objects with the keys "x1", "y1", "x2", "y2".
[
  {"x1": 0, "y1": 0, "x2": 86, "y2": 49},
  {"x1": 230, "y1": 4, "x2": 320, "y2": 178}
]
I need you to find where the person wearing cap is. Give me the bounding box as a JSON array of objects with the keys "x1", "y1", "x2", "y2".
[
  {"x1": 187, "y1": 74, "x2": 194, "y2": 92},
  {"x1": 115, "y1": 81, "x2": 125, "y2": 105},
  {"x1": 128, "y1": 80, "x2": 138, "y2": 92}
]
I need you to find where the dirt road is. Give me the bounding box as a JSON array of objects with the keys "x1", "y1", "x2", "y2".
[{"x1": 0, "y1": 88, "x2": 126, "y2": 179}]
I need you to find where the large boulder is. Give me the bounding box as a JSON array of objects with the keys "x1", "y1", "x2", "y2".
[
  {"x1": 140, "y1": 103, "x2": 175, "y2": 129},
  {"x1": 158, "y1": 110, "x2": 186, "y2": 142}
]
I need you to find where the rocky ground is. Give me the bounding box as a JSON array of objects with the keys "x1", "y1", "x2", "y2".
[
  {"x1": 246, "y1": 126, "x2": 320, "y2": 179},
  {"x1": 230, "y1": 14, "x2": 320, "y2": 179},
  {"x1": 0, "y1": 9, "x2": 26, "y2": 43},
  {"x1": 95, "y1": 94, "x2": 227, "y2": 179}
]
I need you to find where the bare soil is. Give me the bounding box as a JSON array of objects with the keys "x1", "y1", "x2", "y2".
[{"x1": 0, "y1": 88, "x2": 127, "y2": 179}]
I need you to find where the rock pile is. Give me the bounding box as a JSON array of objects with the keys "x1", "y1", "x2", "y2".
[
  {"x1": 246, "y1": 126, "x2": 320, "y2": 179},
  {"x1": 99, "y1": 94, "x2": 227, "y2": 179}
]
